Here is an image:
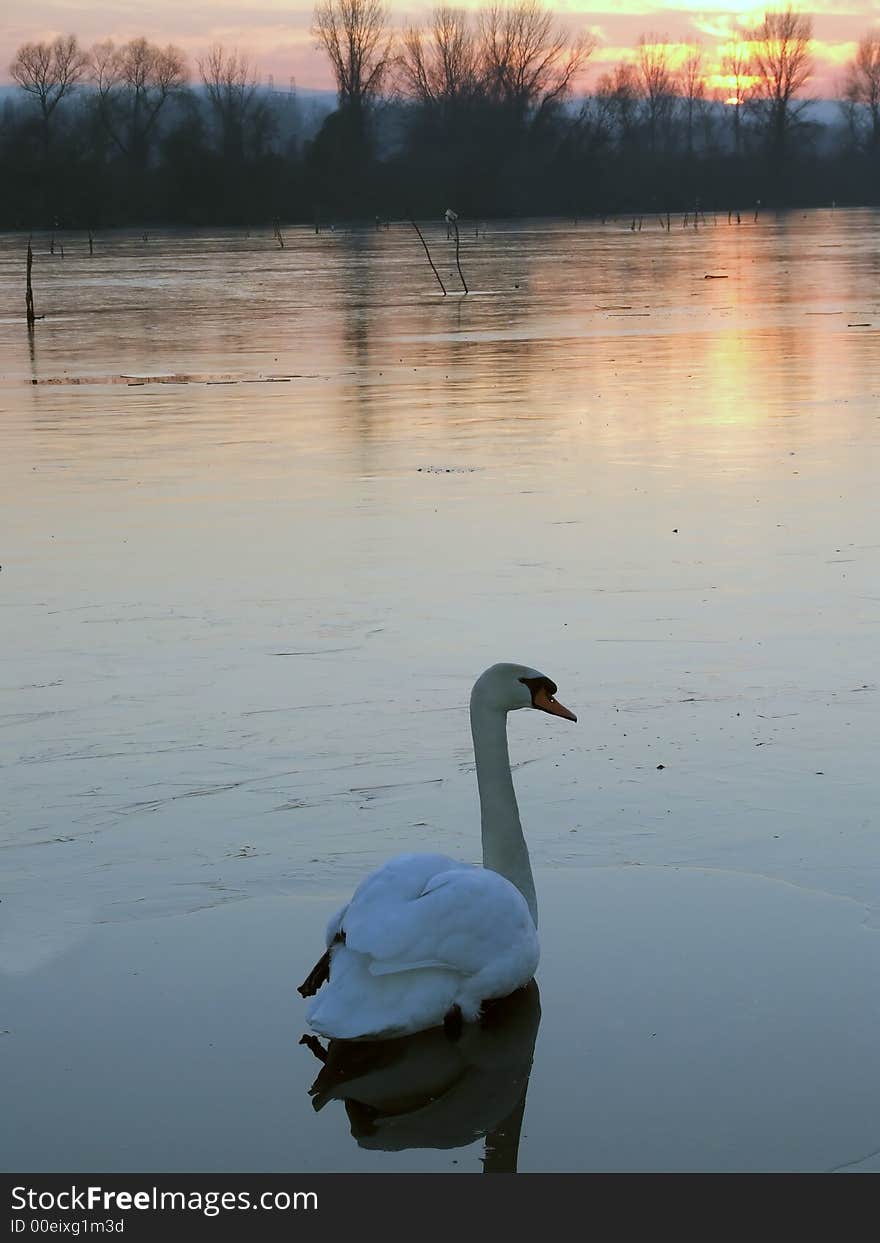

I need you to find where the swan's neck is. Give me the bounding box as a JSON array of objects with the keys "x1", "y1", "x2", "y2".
[{"x1": 470, "y1": 699, "x2": 538, "y2": 926}]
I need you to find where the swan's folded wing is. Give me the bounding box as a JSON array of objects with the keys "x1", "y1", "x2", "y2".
[
  {"x1": 338, "y1": 852, "x2": 465, "y2": 959},
  {"x1": 342, "y1": 858, "x2": 536, "y2": 978}
]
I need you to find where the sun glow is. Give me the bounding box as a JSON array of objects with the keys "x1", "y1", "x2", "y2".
[{"x1": 709, "y1": 72, "x2": 760, "y2": 95}]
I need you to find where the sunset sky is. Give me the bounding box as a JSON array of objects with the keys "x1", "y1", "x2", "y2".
[{"x1": 3, "y1": 2, "x2": 880, "y2": 98}]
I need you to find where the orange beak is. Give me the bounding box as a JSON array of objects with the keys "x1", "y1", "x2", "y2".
[{"x1": 533, "y1": 685, "x2": 577, "y2": 722}]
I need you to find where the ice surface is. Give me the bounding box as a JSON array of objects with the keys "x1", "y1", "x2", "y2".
[{"x1": 1, "y1": 213, "x2": 879, "y2": 1169}]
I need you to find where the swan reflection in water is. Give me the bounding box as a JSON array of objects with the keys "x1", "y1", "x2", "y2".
[{"x1": 300, "y1": 982, "x2": 541, "y2": 1172}]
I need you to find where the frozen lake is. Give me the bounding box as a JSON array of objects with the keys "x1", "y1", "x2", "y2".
[{"x1": 2, "y1": 211, "x2": 879, "y2": 1172}]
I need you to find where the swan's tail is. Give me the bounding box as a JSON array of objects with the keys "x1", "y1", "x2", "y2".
[{"x1": 298, "y1": 950, "x2": 331, "y2": 998}]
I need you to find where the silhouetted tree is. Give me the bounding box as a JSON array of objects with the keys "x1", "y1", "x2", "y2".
[
  {"x1": 310, "y1": 0, "x2": 393, "y2": 211},
  {"x1": 681, "y1": 42, "x2": 706, "y2": 156},
  {"x1": 397, "y1": 7, "x2": 479, "y2": 111},
  {"x1": 9, "y1": 35, "x2": 88, "y2": 150},
  {"x1": 91, "y1": 37, "x2": 188, "y2": 167},
  {"x1": 594, "y1": 63, "x2": 641, "y2": 151},
  {"x1": 721, "y1": 42, "x2": 752, "y2": 155},
  {"x1": 313, "y1": 0, "x2": 393, "y2": 115},
  {"x1": 393, "y1": 6, "x2": 484, "y2": 208},
  {"x1": 637, "y1": 35, "x2": 677, "y2": 156},
  {"x1": 746, "y1": 6, "x2": 812, "y2": 160},
  {"x1": 199, "y1": 45, "x2": 271, "y2": 160},
  {"x1": 477, "y1": 2, "x2": 593, "y2": 123},
  {"x1": 843, "y1": 31, "x2": 880, "y2": 151}
]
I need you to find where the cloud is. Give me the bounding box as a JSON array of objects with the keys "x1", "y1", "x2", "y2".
[{"x1": 1, "y1": 1, "x2": 874, "y2": 94}]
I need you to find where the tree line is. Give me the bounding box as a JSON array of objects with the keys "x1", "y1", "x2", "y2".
[{"x1": 3, "y1": 2, "x2": 880, "y2": 231}]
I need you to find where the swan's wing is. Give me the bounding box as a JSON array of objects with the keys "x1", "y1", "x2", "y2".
[
  {"x1": 337, "y1": 852, "x2": 464, "y2": 955},
  {"x1": 341, "y1": 854, "x2": 536, "y2": 978},
  {"x1": 323, "y1": 854, "x2": 459, "y2": 948}
]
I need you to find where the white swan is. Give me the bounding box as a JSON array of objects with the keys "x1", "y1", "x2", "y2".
[{"x1": 298, "y1": 663, "x2": 576, "y2": 1040}]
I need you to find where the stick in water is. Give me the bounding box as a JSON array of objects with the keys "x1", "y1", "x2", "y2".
[
  {"x1": 409, "y1": 218, "x2": 447, "y2": 296},
  {"x1": 452, "y1": 219, "x2": 468, "y2": 294},
  {"x1": 26, "y1": 241, "x2": 36, "y2": 325}
]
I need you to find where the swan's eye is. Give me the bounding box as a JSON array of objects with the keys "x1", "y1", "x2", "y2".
[{"x1": 519, "y1": 674, "x2": 558, "y2": 705}]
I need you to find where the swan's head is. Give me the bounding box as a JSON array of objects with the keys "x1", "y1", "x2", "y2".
[{"x1": 471, "y1": 663, "x2": 577, "y2": 722}]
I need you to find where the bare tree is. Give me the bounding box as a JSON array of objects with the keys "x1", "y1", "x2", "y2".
[
  {"x1": 843, "y1": 30, "x2": 880, "y2": 150},
  {"x1": 91, "y1": 37, "x2": 187, "y2": 163},
  {"x1": 637, "y1": 34, "x2": 677, "y2": 155},
  {"x1": 747, "y1": 6, "x2": 813, "y2": 158},
  {"x1": 199, "y1": 45, "x2": 268, "y2": 158},
  {"x1": 721, "y1": 42, "x2": 752, "y2": 154},
  {"x1": 594, "y1": 62, "x2": 641, "y2": 150},
  {"x1": 681, "y1": 42, "x2": 706, "y2": 156},
  {"x1": 477, "y1": 1, "x2": 595, "y2": 122},
  {"x1": 312, "y1": 0, "x2": 393, "y2": 113},
  {"x1": 9, "y1": 36, "x2": 88, "y2": 147},
  {"x1": 397, "y1": 7, "x2": 479, "y2": 109}
]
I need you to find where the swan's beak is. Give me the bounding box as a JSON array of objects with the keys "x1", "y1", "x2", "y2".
[{"x1": 534, "y1": 686, "x2": 577, "y2": 722}]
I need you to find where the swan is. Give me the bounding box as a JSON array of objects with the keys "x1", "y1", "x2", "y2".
[{"x1": 298, "y1": 662, "x2": 576, "y2": 1040}]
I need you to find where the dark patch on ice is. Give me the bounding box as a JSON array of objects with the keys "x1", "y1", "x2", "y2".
[
  {"x1": 27, "y1": 372, "x2": 310, "y2": 388},
  {"x1": 273, "y1": 647, "x2": 360, "y2": 656},
  {"x1": 349, "y1": 778, "x2": 443, "y2": 799}
]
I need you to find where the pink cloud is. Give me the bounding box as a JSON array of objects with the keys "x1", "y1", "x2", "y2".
[{"x1": 2, "y1": 2, "x2": 876, "y2": 95}]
